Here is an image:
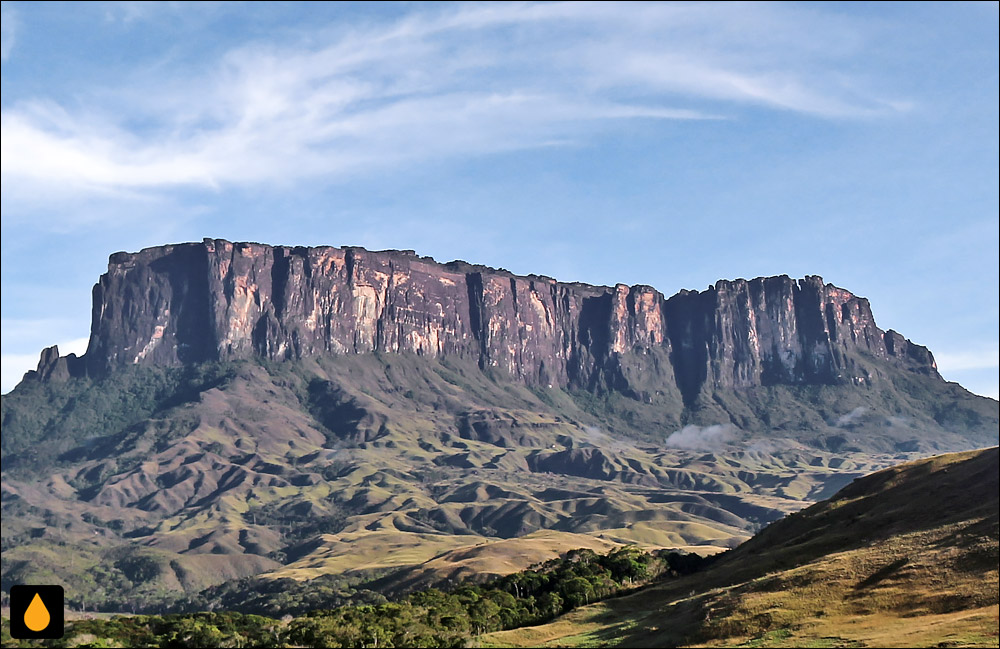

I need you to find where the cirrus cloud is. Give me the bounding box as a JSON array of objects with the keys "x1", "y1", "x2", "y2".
[{"x1": 1, "y1": 2, "x2": 909, "y2": 205}]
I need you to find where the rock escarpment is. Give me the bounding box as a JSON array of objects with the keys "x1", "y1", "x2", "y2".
[{"x1": 36, "y1": 239, "x2": 938, "y2": 403}]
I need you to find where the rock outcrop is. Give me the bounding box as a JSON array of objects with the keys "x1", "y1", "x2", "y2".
[
  {"x1": 45, "y1": 239, "x2": 936, "y2": 402},
  {"x1": 23, "y1": 345, "x2": 85, "y2": 383}
]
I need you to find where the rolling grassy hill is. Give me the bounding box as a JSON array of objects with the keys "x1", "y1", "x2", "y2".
[
  {"x1": 483, "y1": 446, "x2": 1000, "y2": 648},
  {"x1": 4, "y1": 353, "x2": 949, "y2": 612}
]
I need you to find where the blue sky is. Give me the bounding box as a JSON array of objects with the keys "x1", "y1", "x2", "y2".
[{"x1": 1, "y1": 1, "x2": 997, "y2": 398}]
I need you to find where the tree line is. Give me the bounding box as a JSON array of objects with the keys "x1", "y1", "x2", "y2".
[{"x1": 1, "y1": 546, "x2": 712, "y2": 648}]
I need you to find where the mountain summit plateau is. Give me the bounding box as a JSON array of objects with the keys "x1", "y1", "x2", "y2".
[{"x1": 36, "y1": 239, "x2": 938, "y2": 402}]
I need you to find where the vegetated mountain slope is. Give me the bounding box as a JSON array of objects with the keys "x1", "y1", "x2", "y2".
[
  {"x1": 485, "y1": 447, "x2": 1000, "y2": 648},
  {"x1": 362, "y1": 529, "x2": 625, "y2": 597},
  {"x1": 1, "y1": 354, "x2": 894, "y2": 610},
  {"x1": 1, "y1": 240, "x2": 997, "y2": 612}
]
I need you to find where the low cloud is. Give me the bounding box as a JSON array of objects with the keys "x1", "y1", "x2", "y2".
[
  {"x1": 836, "y1": 406, "x2": 868, "y2": 427},
  {"x1": 665, "y1": 424, "x2": 736, "y2": 450}
]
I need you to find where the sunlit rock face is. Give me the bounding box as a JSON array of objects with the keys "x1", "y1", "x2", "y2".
[{"x1": 76, "y1": 238, "x2": 938, "y2": 399}]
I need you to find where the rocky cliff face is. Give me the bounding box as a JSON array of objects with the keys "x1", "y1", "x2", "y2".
[
  {"x1": 663, "y1": 275, "x2": 939, "y2": 403},
  {"x1": 37, "y1": 239, "x2": 937, "y2": 403}
]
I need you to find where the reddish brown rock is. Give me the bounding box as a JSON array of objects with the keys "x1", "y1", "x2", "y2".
[{"x1": 73, "y1": 239, "x2": 938, "y2": 401}]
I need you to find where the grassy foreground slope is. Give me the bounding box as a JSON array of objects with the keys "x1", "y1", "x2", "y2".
[{"x1": 483, "y1": 446, "x2": 1000, "y2": 648}]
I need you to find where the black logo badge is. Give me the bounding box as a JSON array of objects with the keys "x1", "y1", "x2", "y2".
[{"x1": 10, "y1": 585, "x2": 65, "y2": 639}]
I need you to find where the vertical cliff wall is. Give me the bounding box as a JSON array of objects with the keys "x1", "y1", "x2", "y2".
[
  {"x1": 56, "y1": 239, "x2": 938, "y2": 401},
  {"x1": 661, "y1": 275, "x2": 938, "y2": 403}
]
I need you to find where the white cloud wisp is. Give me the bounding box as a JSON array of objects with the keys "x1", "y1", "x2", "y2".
[
  {"x1": 664, "y1": 424, "x2": 736, "y2": 451},
  {"x1": 1, "y1": 2, "x2": 908, "y2": 203}
]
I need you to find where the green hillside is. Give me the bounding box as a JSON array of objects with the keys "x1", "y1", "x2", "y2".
[
  {"x1": 6, "y1": 353, "x2": 975, "y2": 611},
  {"x1": 3, "y1": 448, "x2": 994, "y2": 648},
  {"x1": 484, "y1": 447, "x2": 1000, "y2": 648}
]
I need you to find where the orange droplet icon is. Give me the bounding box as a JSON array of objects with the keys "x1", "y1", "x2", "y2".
[{"x1": 24, "y1": 592, "x2": 51, "y2": 632}]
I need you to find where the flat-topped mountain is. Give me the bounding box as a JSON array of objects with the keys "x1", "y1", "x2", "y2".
[
  {"x1": 2, "y1": 240, "x2": 996, "y2": 614},
  {"x1": 41, "y1": 238, "x2": 936, "y2": 399}
]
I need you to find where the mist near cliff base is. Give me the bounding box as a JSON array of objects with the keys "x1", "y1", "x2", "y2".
[
  {"x1": 836, "y1": 407, "x2": 869, "y2": 427},
  {"x1": 664, "y1": 424, "x2": 737, "y2": 451}
]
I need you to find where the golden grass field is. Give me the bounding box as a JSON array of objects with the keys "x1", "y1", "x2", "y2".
[{"x1": 482, "y1": 447, "x2": 1000, "y2": 648}]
